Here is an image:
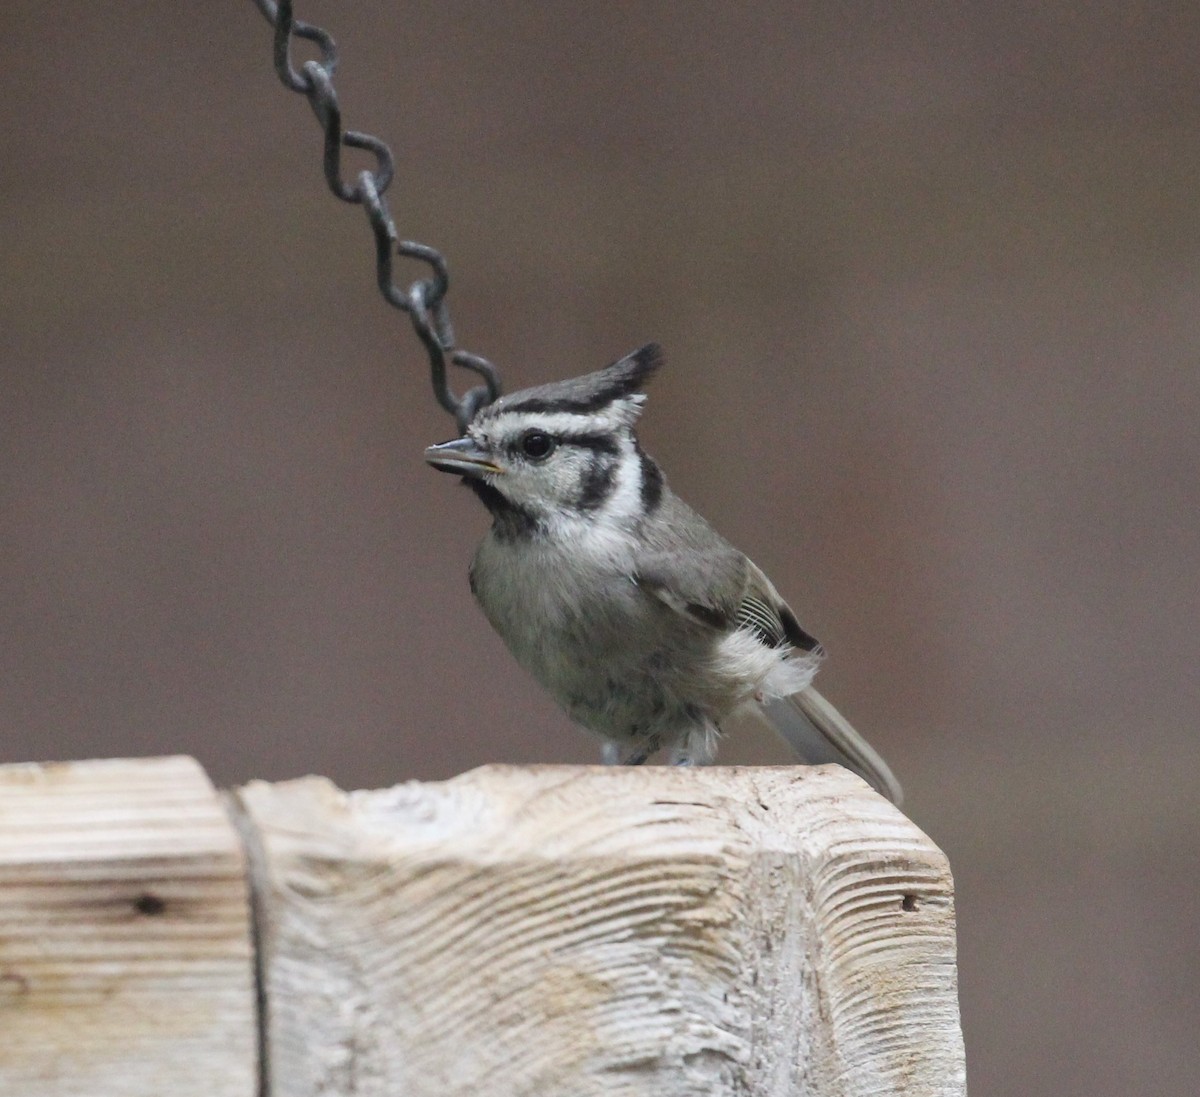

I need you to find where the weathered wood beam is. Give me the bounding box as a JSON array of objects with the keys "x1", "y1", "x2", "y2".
[{"x1": 237, "y1": 764, "x2": 964, "y2": 1096}]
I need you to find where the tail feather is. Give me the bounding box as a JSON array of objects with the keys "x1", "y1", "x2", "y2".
[{"x1": 758, "y1": 687, "x2": 903, "y2": 805}]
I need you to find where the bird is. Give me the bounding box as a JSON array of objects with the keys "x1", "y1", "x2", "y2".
[{"x1": 424, "y1": 344, "x2": 902, "y2": 803}]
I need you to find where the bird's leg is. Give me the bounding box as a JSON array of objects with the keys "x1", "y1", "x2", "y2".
[
  {"x1": 667, "y1": 723, "x2": 720, "y2": 767},
  {"x1": 614, "y1": 729, "x2": 662, "y2": 763},
  {"x1": 600, "y1": 742, "x2": 622, "y2": 766}
]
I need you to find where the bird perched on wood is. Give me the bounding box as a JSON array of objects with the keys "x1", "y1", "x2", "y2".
[{"x1": 424, "y1": 345, "x2": 902, "y2": 803}]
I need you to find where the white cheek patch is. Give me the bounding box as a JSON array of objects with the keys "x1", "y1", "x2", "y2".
[
  {"x1": 599, "y1": 436, "x2": 645, "y2": 527},
  {"x1": 504, "y1": 454, "x2": 587, "y2": 510}
]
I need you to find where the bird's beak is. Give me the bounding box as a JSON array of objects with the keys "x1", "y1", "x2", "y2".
[{"x1": 424, "y1": 436, "x2": 504, "y2": 478}]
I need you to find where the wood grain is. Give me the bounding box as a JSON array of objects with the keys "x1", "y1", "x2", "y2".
[
  {"x1": 238, "y1": 764, "x2": 963, "y2": 1096},
  {"x1": 0, "y1": 755, "x2": 256, "y2": 1096}
]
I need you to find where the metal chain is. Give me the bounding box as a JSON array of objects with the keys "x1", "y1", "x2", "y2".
[{"x1": 250, "y1": 0, "x2": 501, "y2": 431}]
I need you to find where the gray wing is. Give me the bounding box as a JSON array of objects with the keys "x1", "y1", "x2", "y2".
[
  {"x1": 737, "y1": 558, "x2": 822, "y2": 653},
  {"x1": 632, "y1": 494, "x2": 819, "y2": 652},
  {"x1": 631, "y1": 494, "x2": 753, "y2": 633}
]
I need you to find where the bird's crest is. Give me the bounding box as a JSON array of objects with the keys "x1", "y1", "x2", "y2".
[{"x1": 476, "y1": 344, "x2": 663, "y2": 423}]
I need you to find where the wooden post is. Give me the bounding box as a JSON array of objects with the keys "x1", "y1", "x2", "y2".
[
  {"x1": 237, "y1": 764, "x2": 964, "y2": 1097},
  {"x1": 0, "y1": 757, "x2": 965, "y2": 1096},
  {"x1": 0, "y1": 756, "x2": 257, "y2": 1096}
]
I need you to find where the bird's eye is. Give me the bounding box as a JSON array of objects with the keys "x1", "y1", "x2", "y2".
[{"x1": 520, "y1": 430, "x2": 555, "y2": 460}]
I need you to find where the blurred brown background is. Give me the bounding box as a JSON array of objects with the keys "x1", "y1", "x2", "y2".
[{"x1": 3, "y1": 2, "x2": 1198, "y2": 1093}]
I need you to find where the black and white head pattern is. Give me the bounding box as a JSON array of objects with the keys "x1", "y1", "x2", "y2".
[{"x1": 464, "y1": 344, "x2": 666, "y2": 537}]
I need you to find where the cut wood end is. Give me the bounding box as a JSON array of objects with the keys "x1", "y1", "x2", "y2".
[{"x1": 241, "y1": 763, "x2": 960, "y2": 1097}]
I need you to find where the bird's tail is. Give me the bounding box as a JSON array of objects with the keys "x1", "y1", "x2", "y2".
[{"x1": 755, "y1": 687, "x2": 903, "y2": 805}]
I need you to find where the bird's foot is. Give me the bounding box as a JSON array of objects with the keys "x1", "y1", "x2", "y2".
[{"x1": 609, "y1": 732, "x2": 660, "y2": 766}]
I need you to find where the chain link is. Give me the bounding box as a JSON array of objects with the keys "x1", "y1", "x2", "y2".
[{"x1": 250, "y1": 0, "x2": 501, "y2": 431}]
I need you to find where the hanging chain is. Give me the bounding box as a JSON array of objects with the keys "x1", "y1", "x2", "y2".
[{"x1": 250, "y1": 0, "x2": 502, "y2": 431}]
